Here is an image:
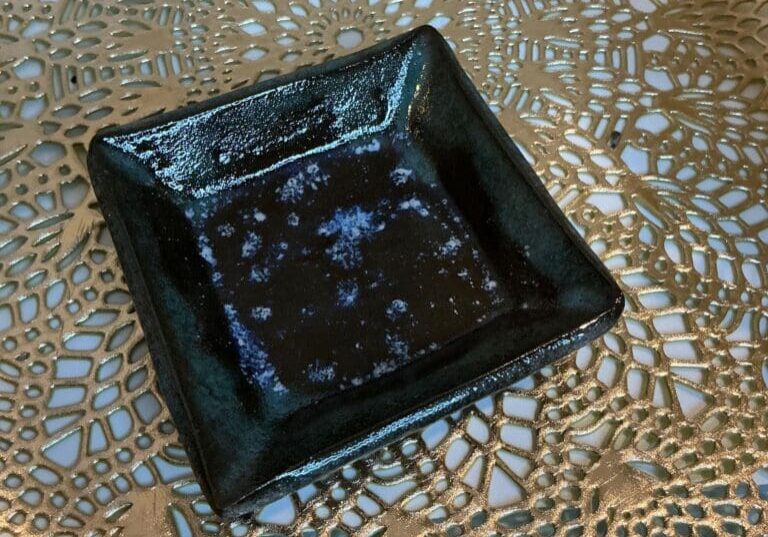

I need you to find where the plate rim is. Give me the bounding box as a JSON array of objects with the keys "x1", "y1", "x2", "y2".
[{"x1": 87, "y1": 25, "x2": 624, "y2": 517}]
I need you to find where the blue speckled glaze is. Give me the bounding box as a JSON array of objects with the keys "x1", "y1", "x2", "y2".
[
  {"x1": 186, "y1": 131, "x2": 511, "y2": 396},
  {"x1": 336, "y1": 280, "x2": 359, "y2": 308},
  {"x1": 317, "y1": 205, "x2": 384, "y2": 269},
  {"x1": 87, "y1": 26, "x2": 623, "y2": 518}
]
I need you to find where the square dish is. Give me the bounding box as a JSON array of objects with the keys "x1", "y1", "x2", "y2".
[{"x1": 87, "y1": 26, "x2": 623, "y2": 518}]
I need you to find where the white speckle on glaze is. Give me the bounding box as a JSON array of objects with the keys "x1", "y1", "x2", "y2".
[
  {"x1": 482, "y1": 277, "x2": 498, "y2": 291},
  {"x1": 287, "y1": 212, "x2": 300, "y2": 226},
  {"x1": 277, "y1": 163, "x2": 329, "y2": 203},
  {"x1": 197, "y1": 234, "x2": 216, "y2": 266},
  {"x1": 372, "y1": 359, "x2": 399, "y2": 377},
  {"x1": 398, "y1": 197, "x2": 429, "y2": 217},
  {"x1": 253, "y1": 210, "x2": 267, "y2": 222},
  {"x1": 251, "y1": 306, "x2": 272, "y2": 322},
  {"x1": 217, "y1": 223, "x2": 235, "y2": 237},
  {"x1": 224, "y1": 304, "x2": 285, "y2": 392},
  {"x1": 390, "y1": 167, "x2": 413, "y2": 185},
  {"x1": 386, "y1": 299, "x2": 408, "y2": 320},
  {"x1": 337, "y1": 280, "x2": 359, "y2": 308},
  {"x1": 317, "y1": 206, "x2": 385, "y2": 269},
  {"x1": 271, "y1": 241, "x2": 289, "y2": 262},
  {"x1": 439, "y1": 236, "x2": 462, "y2": 257},
  {"x1": 241, "y1": 231, "x2": 262, "y2": 258},
  {"x1": 249, "y1": 266, "x2": 271, "y2": 283},
  {"x1": 385, "y1": 332, "x2": 409, "y2": 359},
  {"x1": 306, "y1": 360, "x2": 337, "y2": 383},
  {"x1": 354, "y1": 138, "x2": 381, "y2": 154}
]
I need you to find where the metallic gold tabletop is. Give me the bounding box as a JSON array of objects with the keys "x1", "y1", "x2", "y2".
[{"x1": 0, "y1": 0, "x2": 766, "y2": 535}]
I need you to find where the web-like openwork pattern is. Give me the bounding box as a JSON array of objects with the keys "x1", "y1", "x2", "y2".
[{"x1": 0, "y1": 0, "x2": 766, "y2": 535}]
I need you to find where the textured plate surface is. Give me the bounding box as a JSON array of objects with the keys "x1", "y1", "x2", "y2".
[
  {"x1": 0, "y1": 0, "x2": 767, "y2": 536},
  {"x1": 87, "y1": 27, "x2": 621, "y2": 517}
]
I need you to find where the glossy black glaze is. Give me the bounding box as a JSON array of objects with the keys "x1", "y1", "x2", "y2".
[{"x1": 87, "y1": 26, "x2": 623, "y2": 518}]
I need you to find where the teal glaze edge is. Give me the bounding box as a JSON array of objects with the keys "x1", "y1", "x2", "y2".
[{"x1": 87, "y1": 142, "x2": 226, "y2": 513}]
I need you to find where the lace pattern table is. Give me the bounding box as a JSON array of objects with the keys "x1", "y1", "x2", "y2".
[{"x1": 0, "y1": 1, "x2": 766, "y2": 536}]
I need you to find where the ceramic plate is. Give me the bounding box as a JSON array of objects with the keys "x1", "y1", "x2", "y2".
[{"x1": 87, "y1": 26, "x2": 623, "y2": 517}]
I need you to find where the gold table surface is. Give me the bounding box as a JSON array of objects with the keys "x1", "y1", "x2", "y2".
[{"x1": 0, "y1": 0, "x2": 767, "y2": 535}]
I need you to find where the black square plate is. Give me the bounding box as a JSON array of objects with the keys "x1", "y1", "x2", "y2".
[{"x1": 88, "y1": 26, "x2": 623, "y2": 518}]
